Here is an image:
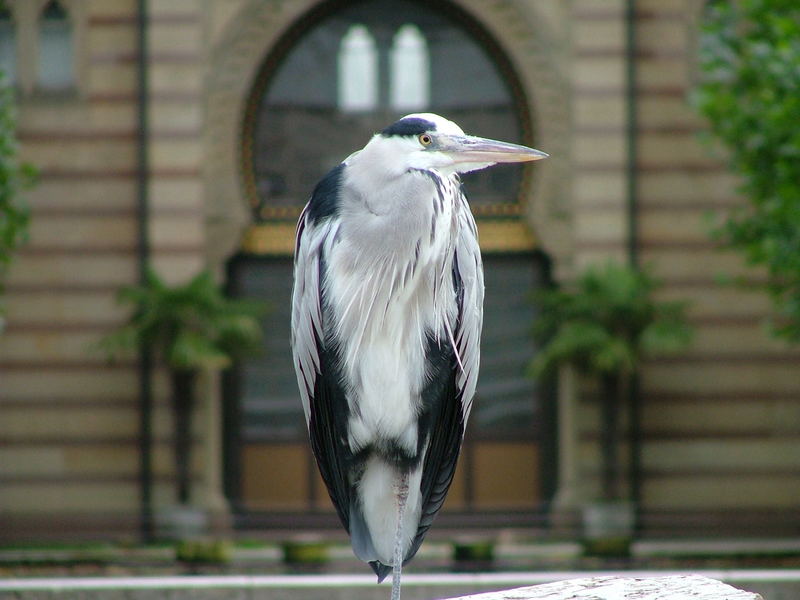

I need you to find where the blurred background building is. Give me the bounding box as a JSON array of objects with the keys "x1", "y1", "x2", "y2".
[{"x1": 1, "y1": 0, "x2": 798, "y2": 541}]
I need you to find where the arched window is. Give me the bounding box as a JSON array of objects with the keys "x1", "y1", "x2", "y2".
[
  {"x1": 245, "y1": 0, "x2": 530, "y2": 217},
  {"x1": 338, "y1": 24, "x2": 378, "y2": 112},
  {"x1": 390, "y1": 24, "x2": 429, "y2": 111},
  {"x1": 0, "y1": 4, "x2": 15, "y2": 84},
  {"x1": 37, "y1": 0, "x2": 74, "y2": 91}
]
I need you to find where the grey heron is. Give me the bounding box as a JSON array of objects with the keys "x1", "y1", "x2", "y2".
[{"x1": 291, "y1": 113, "x2": 547, "y2": 599}]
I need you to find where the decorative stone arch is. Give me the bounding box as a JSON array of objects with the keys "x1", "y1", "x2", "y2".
[{"x1": 204, "y1": 0, "x2": 572, "y2": 278}]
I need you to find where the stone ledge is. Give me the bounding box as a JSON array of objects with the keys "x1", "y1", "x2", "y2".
[
  {"x1": 0, "y1": 572, "x2": 781, "y2": 600},
  {"x1": 442, "y1": 575, "x2": 761, "y2": 600}
]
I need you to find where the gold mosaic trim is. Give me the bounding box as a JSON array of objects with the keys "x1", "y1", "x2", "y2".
[{"x1": 241, "y1": 219, "x2": 536, "y2": 256}]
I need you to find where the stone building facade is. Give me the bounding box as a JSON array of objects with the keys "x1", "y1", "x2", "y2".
[{"x1": 1, "y1": 0, "x2": 798, "y2": 541}]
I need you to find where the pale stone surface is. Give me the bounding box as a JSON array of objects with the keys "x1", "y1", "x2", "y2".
[{"x1": 442, "y1": 575, "x2": 762, "y2": 600}]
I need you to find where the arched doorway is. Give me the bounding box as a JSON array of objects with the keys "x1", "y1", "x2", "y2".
[{"x1": 223, "y1": 0, "x2": 556, "y2": 529}]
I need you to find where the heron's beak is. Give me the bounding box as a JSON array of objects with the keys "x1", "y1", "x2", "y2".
[{"x1": 440, "y1": 135, "x2": 548, "y2": 164}]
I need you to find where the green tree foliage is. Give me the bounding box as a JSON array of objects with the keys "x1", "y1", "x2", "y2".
[
  {"x1": 100, "y1": 268, "x2": 267, "y2": 370},
  {"x1": 530, "y1": 261, "x2": 691, "y2": 501},
  {"x1": 0, "y1": 71, "x2": 36, "y2": 291},
  {"x1": 694, "y1": 0, "x2": 800, "y2": 341},
  {"x1": 101, "y1": 268, "x2": 268, "y2": 505},
  {"x1": 529, "y1": 261, "x2": 691, "y2": 380}
]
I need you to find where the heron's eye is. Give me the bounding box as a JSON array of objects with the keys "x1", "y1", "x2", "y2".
[{"x1": 418, "y1": 134, "x2": 432, "y2": 146}]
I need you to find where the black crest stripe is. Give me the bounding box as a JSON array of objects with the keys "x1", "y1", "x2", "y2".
[{"x1": 381, "y1": 117, "x2": 437, "y2": 137}]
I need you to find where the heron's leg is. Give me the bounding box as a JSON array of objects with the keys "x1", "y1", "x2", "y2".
[{"x1": 391, "y1": 469, "x2": 409, "y2": 600}]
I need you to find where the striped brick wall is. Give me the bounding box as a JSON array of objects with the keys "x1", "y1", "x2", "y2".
[
  {"x1": 0, "y1": 0, "x2": 207, "y2": 539},
  {"x1": 1, "y1": 0, "x2": 798, "y2": 540},
  {"x1": 571, "y1": 0, "x2": 800, "y2": 532}
]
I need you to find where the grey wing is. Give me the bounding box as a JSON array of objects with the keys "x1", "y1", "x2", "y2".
[
  {"x1": 291, "y1": 202, "x2": 325, "y2": 425},
  {"x1": 452, "y1": 204, "x2": 484, "y2": 425},
  {"x1": 403, "y1": 202, "x2": 484, "y2": 565},
  {"x1": 291, "y1": 203, "x2": 355, "y2": 530}
]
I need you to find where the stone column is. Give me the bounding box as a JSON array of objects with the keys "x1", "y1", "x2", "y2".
[
  {"x1": 196, "y1": 370, "x2": 233, "y2": 534},
  {"x1": 549, "y1": 363, "x2": 582, "y2": 531}
]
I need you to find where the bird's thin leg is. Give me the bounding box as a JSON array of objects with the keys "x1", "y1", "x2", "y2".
[{"x1": 391, "y1": 470, "x2": 410, "y2": 600}]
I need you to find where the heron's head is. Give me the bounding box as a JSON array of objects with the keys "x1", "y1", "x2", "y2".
[{"x1": 357, "y1": 113, "x2": 547, "y2": 177}]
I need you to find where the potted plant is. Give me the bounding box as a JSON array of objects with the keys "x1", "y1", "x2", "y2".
[
  {"x1": 530, "y1": 260, "x2": 691, "y2": 555},
  {"x1": 101, "y1": 268, "x2": 266, "y2": 531}
]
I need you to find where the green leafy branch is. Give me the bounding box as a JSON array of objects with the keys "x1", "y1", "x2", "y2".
[
  {"x1": 694, "y1": 0, "x2": 800, "y2": 341},
  {"x1": 100, "y1": 268, "x2": 268, "y2": 371},
  {"x1": 529, "y1": 261, "x2": 692, "y2": 380}
]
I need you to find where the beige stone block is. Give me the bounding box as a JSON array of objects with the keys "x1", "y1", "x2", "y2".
[
  {"x1": 687, "y1": 323, "x2": 789, "y2": 355},
  {"x1": 1, "y1": 406, "x2": 138, "y2": 440},
  {"x1": 150, "y1": 101, "x2": 202, "y2": 131},
  {"x1": 572, "y1": 0, "x2": 624, "y2": 12},
  {"x1": 573, "y1": 21, "x2": 625, "y2": 53},
  {"x1": 0, "y1": 482, "x2": 140, "y2": 513},
  {"x1": 643, "y1": 476, "x2": 800, "y2": 509},
  {"x1": 638, "y1": 21, "x2": 690, "y2": 53},
  {"x1": 87, "y1": 0, "x2": 135, "y2": 18},
  {"x1": 27, "y1": 180, "x2": 136, "y2": 211},
  {"x1": 0, "y1": 448, "x2": 65, "y2": 476},
  {"x1": 87, "y1": 104, "x2": 137, "y2": 130},
  {"x1": 641, "y1": 248, "x2": 757, "y2": 281},
  {"x1": 575, "y1": 210, "x2": 626, "y2": 242},
  {"x1": 637, "y1": 56, "x2": 689, "y2": 89},
  {"x1": 51, "y1": 444, "x2": 202, "y2": 478},
  {"x1": 150, "y1": 214, "x2": 204, "y2": 248},
  {"x1": 150, "y1": 179, "x2": 204, "y2": 211},
  {"x1": 150, "y1": 22, "x2": 203, "y2": 54},
  {"x1": 639, "y1": 132, "x2": 713, "y2": 165},
  {"x1": 149, "y1": 254, "x2": 206, "y2": 284},
  {"x1": 574, "y1": 132, "x2": 626, "y2": 165},
  {"x1": 88, "y1": 27, "x2": 136, "y2": 54},
  {"x1": 19, "y1": 104, "x2": 91, "y2": 132},
  {"x1": 639, "y1": 209, "x2": 711, "y2": 243},
  {"x1": 150, "y1": 64, "x2": 203, "y2": 95},
  {"x1": 0, "y1": 331, "x2": 104, "y2": 362},
  {"x1": 639, "y1": 96, "x2": 704, "y2": 129},
  {"x1": 5, "y1": 291, "x2": 120, "y2": 325},
  {"x1": 2, "y1": 369, "x2": 138, "y2": 401},
  {"x1": 655, "y1": 286, "x2": 770, "y2": 318},
  {"x1": 87, "y1": 63, "x2": 137, "y2": 95},
  {"x1": 574, "y1": 172, "x2": 626, "y2": 202},
  {"x1": 573, "y1": 57, "x2": 625, "y2": 89},
  {"x1": 64, "y1": 446, "x2": 138, "y2": 476},
  {"x1": 642, "y1": 401, "x2": 779, "y2": 435},
  {"x1": 641, "y1": 362, "x2": 800, "y2": 395},
  {"x1": 209, "y1": 1, "x2": 247, "y2": 44},
  {"x1": 22, "y1": 103, "x2": 136, "y2": 132},
  {"x1": 6, "y1": 254, "x2": 137, "y2": 287},
  {"x1": 150, "y1": 0, "x2": 202, "y2": 13},
  {"x1": 637, "y1": 0, "x2": 687, "y2": 11},
  {"x1": 574, "y1": 96, "x2": 625, "y2": 129},
  {"x1": 149, "y1": 139, "x2": 203, "y2": 170},
  {"x1": 22, "y1": 139, "x2": 136, "y2": 171},
  {"x1": 639, "y1": 171, "x2": 741, "y2": 203},
  {"x1": 769, "y1": 401, "x2": 800, "y2": 434},
  {"x1": 29, "y1": 215, "x2": 136, "y2": 248},
  {"x1": 576, "y1": 197, "x2": 626, "y2": 213},
  {"x1": 644, "y1": 439, "x2": 800, "y2": 472},
  {"x1": 574, "y1": 248, "x2": 628, "y2": 271}
]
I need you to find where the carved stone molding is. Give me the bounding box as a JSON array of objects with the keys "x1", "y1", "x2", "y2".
[{"x1": 204, "y1": 0, "x2": 572, "y2": 275}]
